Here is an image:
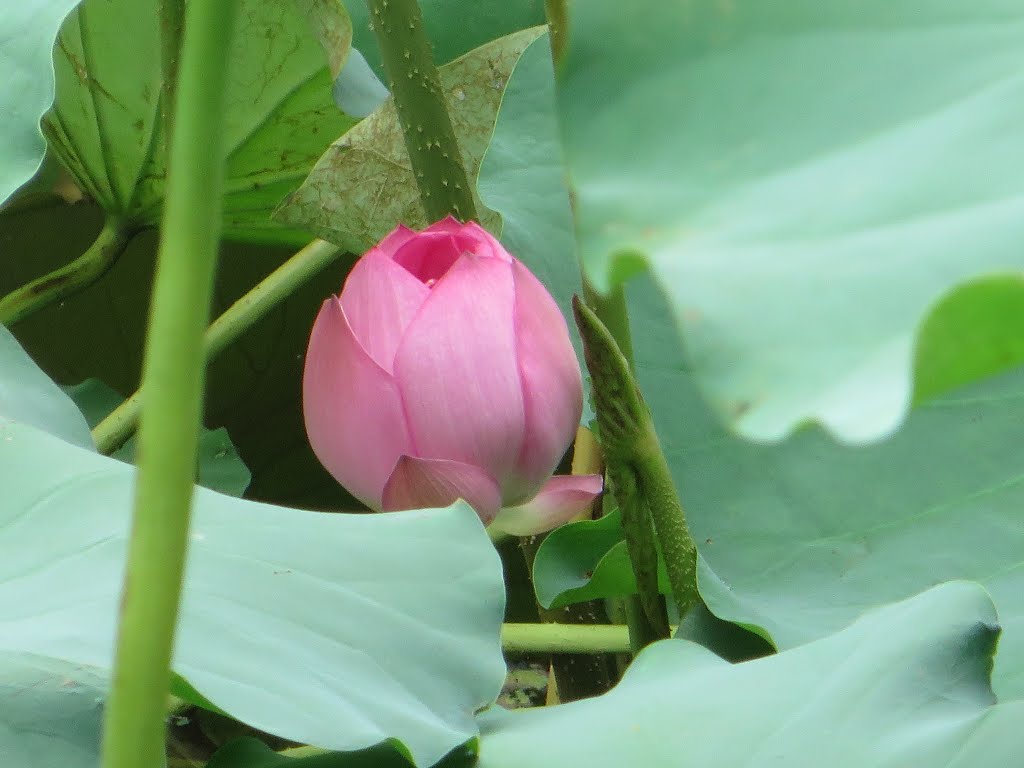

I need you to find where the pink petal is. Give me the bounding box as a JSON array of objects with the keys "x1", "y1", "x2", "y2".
[
  {"x1": 422, "y1": 215, "x2": 466, "y2": 235},
  {"x1": 510, "y1": 260, "x2": 584, "y2": 494},
  {"x1": 391, "y1": 232, "x2": 465, "y2": 284},
  {"x1": 422, "y1": 217, "x2": 511, "y2": 262},
  {"x1": 382, "y1": 455, "x2": 503, "y2": 524},
  {"x1": 340, "y1": 250, "x2": 430, "y2": 371},
  {"x1": 393, "y1": 253, "x2": 526, "y2": 493},
  {"x1": 373, "y1": 223, "x2": 418, "y2": 256},
  {"x1": 490, "y1": 474, "x2": 604, "y2": 536},
  {"x1": 456, "y1": 222, "x2": 511, "y2": 262},
  {"x1": 303, "y1": 298, "x2": 413, "y2": 509}
]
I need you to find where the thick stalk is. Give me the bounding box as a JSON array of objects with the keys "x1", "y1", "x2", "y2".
[
  {"x1": 636, "y1": 429, "x2": 700, "y2": 618},
  {"x1": 573, "y1": 296, "x2": 686, "y2": 648},
  {"x1": 582, "y1": 282, "x2": 665, "y2": 651},
  {"x1": 100, "y1": 0, "x2": 238, "y2": 766},
  {"x1": 0, "y1": 218, "x2": 131, "y2": 326},
  {"x1": 583, "y1": 279, "x2": 634, "y2": 366},
  {"x1": 91, "y1": 238, "x2": 343, "y2": 454},
  {"x1": 365, "y1": 0, "x2": 478, "y2": 222}
]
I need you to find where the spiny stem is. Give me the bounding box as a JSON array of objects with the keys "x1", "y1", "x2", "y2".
[
  {"x1": 91, "y1": 238, "x2": 343, "y2": 454},
  {"x1": 584, "y1": 279, "x2": 634, "y2": 366},
  {"x1": 365, "y1": 0, "x2": 478, "y2": 222},
  {"x1": 580, "y1": 278, "x2": 664, "y2": 650},
  {"x1": 609, "y1": 459, "x2": 670, "y2": 638},
  {"x1": 636, "y1": 430, "x2": 699, "y2": 619},
  {"x1": 0, "y1": 218, "x2": 131, "y2": 326},
  {"x1": 573, "y1": 295, "x2": 697, "y2": 634},
  {"x1": 100, "y1": 0, "x2": 238, "y2": 765}
]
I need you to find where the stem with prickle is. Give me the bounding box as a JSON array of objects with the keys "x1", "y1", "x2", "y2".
[
  {"x1": 573, "y1": 295, "x2": 699, "y2": 629},
  {"x1": 365, "y1": 0, "x2": 478, "y2": 222}
]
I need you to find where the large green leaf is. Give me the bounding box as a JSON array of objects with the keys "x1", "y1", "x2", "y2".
[
  {"x1": 555, "y1": 0, "x2": 1024, "y2": 441},
  {"x1": 0, "y1": 323, "x2": 91, "y2": 448},
  {"x1": 475, "y1": 29, "x2": 1024, "y2": 703},
  {"x1": 0, "y1": 0, "x2": 81, "y2": 207},
  {"x1": 629, "y1": 286, "x2": 1024, "y2": 697},
  {"x1": 0, "y1": 333, "x2": 506, "y2": 766},
  {"x1": 0, "y1": 422, "x2": 505, "y2": 765},
  {"x1": 478, "y1": 583, "x2": 1017, "y2": 767},
  {"x1": 43, "y1": 0, "x2": 356, "y2": 245},
  {"x1": 276, "y1": 27, "x2": 544, "y2": 253},
  {"x1": 0, "y1": 655, "x2": 105, "y2": 768}
]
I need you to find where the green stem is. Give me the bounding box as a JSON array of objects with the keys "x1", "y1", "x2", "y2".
[
  {"x1": 622, "y1": 595, "x2": 664, "y2": 654},
  {"x1": 159, "y1": 0, "x2": 186, "y2": 143},
  {"x1": 0, "y1": 218, "x2": 131, "y2": 326},
  {"x1": 91, "y1": 238, "x2": 343, "y2": 454},
  {"x1": 502, "y1": 623, "x2": 634, "y2": 655},
  {"x1": 544, "y1": 0, "x2": 568, "y2": 65},
  {"x1": 582, "y1": 286, "x2": 657, "y2": 650},
  {"x1": 573, "y1": 295, "x2": 678, "y2": 649},
  {"x1": 206, "y1": 239, "x2": 341, "y2": 358},
  {"x1": 365, "y1": 0, "x2": 478, "y2": 222},
  {"x1": 636, "y1": 429, "x2": 699, "y2": 619},
  {"x1": 583, "y1": 280, "x2": 634, "y2": 367},
  {"x1": 100, "y1": 0, "x2": 238, "y2": 765}
]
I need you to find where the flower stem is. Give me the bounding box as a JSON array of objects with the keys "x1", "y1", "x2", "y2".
[
  {"x1": 583, "y1": 280, "x2": 634, "y2": 366},
  {"x1": 91, "y1": 238, "x2": 343, "y2": 454},
  {"x1": 99, "y1": 0, "x2": 238, "y2": 765},
  {"x1": 365, "y1": 0, "x2": 478, "y2": 222},
  {"x1": 0, "y1": 217, "x2": 131, "y2": 326},
  {"x1": 573, "y1": 296, "x2": 699, "y2": 635},
  {"x1": 578, "y1": 283, "x2": 669, "y2": 651},
  {"x1": 636, "y1": 428, "x2": 700, "y2": 619}
]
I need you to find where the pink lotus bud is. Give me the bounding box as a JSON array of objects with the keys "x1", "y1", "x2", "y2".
[{"x1": 303, "y1": 217, "x2": 602, "y2": 534}]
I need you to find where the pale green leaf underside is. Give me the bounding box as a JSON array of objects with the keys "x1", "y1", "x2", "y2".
[
  {"x1": 0, "y1": 419, "x2": 505, "y2": 766},
  {"x1": 0, "y1": 0, "x2": 82, "y2": 207},
  {"x1": 476, "y1": 32, "x2": 1024, "y2": 704},
  {"x1": 0, "y1": 324, "x2": 92, "y2": 448},
  {"x1": 628, "y1": 275, "x2": 1024, "y2": 698},
  {"x1": 557, "y1": 0, "x2": 1024, "y2": 442},
  {"x1": 479, "y1": 583, "x2": 1012, "y2": 767}
]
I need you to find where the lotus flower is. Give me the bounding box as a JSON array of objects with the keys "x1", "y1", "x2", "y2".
[{"x1": 303, "y1": 217, "x2": 602, "y2": 534}]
